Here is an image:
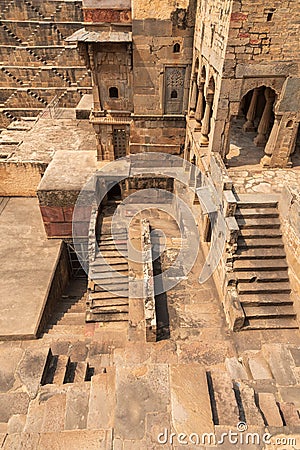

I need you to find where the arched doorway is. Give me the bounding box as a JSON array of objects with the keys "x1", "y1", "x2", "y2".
[
  {"x1": 107, "y1": 182, "x2": 122, "y2": 201},
  {"x1": 226, "y1": 86, "x2": 276, "y2": 167}
]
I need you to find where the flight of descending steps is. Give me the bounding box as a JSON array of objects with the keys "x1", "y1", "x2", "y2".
[
  {"x1": 233, "y1": 197, "x2": 298, "y2": 330},
  {"x1": 86, "y1": 199, "x2": 129, "y2": 322}
]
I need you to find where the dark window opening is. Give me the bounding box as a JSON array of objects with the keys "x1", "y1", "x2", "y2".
[
  {"x1": 109, "y1": 87, "x2": 119, "y2": 98},
  {"x1": 171, "y1": 90, "x2": 178, "y2": 99},
  {"x1": 267, "y1": 12, "x2": 273, "y2": 21},
  {"x1": 173, "y1": 43, "x2": 180, "y2": 53}
]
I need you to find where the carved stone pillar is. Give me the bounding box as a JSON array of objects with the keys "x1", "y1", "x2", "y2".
[
  {"x1": 254, "y1": 87, "x2": 275, "y2": 147},
  {"x1": 200, "y1": 93, "x2": 213, "y2": 145},
  {"x1": 195, "y1": 83, "x2": 205, "y2": 124},
  {"x1": 243, "y1": 87, "x2": 259, "y2": 132},
  {"x1": 260, "y1": 114, "x2": 281, "y2": 166},
  {"x1": 189, "y1": 79, "x2": 198, "y2": 115}
]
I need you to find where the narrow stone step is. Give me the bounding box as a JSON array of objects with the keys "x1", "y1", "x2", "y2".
[
  {"x1": 56, "y1": 302, "x2": 86, "y2": 314},
  {"x1": 73, "y1": 361, "x2": 88, "y2": 383},
  {"x1": 86, "y1": 311, "x2": 128, "y2": 322},
  {"x1": 236, "y1": 207, "x2": 279, "y2": 219},
  {"x1": 89, "y1": 275, "x2": 128, "y2": 290},
  {"x1": 99, "y1": 238, "x2": 127, "y2": 245},
  {"x1": 92, "y1": 257, "x2": 127, "y2": 265},
  {"x1": 235, "y1": 248, "x2": 286, "y2": 259},
  {"x1": 240, "y1": 293, "x2": 293, "y2": 306},
  {"x1": 99, "y1": 234, "x2": 127, "y2": 241},
  {"x1": 237, "y1": 197, "x2": 278, "y2": 208},
  {"x1": 236, "y1": 217, "x2": 281, "y2": 229},
  {"x1": 243, "y1": 317, "x2": 298, "y2": 330},
  {"x1": 238, "y1": 282, "x2": 291, "y2": 295},
  {"x1": 93, "y1": 282, "x2": 129, "y2": 291},
  {"x1": 48, "y1": 324, "x2": 86, "y2": 336},
  {"x1": 89, "y1": 291, "x2": 128, "y2": 300},
  {"x1": 53, "y1": 355, "x2": 70, "y2": 384},
  {"x1": 100, "y1": 228, "x2": 127, "y2": 235},
  {"x1": 243, "y1": 305, "x2": 296, "y2": 319},
  {"x1": 98, "y1": 244, "x2": 127, "y2": 251},
  {"x1": 57, "y1": 312, "x2": 86, "y2": 325},
  {"x1": 91, "y1": 298, "x2": 129, "y2": 308},
  {"x1": 90, "y1": 304, "x2": 129, "y2": 314},
  {"x1": 233, "y1": 259, "x2": 288, "y2": 271},
  {"x1": 98, "y1": 250, "x2": 128, "y2": 258},
  {"x1": 237, "y1": 238, "x2": 284, "y2": 249},
  {"x1": 233, "y1": 270, "x2": 289, "y2": 283},
  {"x1": 89, "y1": 264, "x2": 128, "y2": 273},
  {"x1": 88, "y1": 272, "x2": 128, "y2": 281}
]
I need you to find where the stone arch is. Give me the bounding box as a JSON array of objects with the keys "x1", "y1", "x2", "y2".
[{"x1": 240, "y1": 79, "x2": 283, "y2": 104}]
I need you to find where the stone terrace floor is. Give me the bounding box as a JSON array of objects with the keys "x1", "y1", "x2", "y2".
[{"x1": 0, "y1": 110, "x2": 97, "y2": 164}]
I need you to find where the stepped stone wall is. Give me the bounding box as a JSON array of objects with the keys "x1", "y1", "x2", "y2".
[{"x1": 0, "y1": 0, "x2": 92, "y2": 129}]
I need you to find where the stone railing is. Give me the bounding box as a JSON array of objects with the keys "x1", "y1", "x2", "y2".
[
  {"x1": 141, "y1": 218, "x2": 157, "y2": 342},
  {"x1": 199, "y1": 152, "x2": 245, "y2": 330},
  {"x1": 87, "y1": 200, "x2": 98, "y2": 263}
]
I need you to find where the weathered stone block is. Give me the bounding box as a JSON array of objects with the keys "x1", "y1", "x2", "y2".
[
  {"x1": 170, "y1": 364, "x2": 214, "y2": 435},
  {"x1": 0, "y1": 393, "x2": 30, "y2": 423}
]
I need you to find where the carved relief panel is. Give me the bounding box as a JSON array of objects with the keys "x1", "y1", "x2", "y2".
[{"x1": 164, "y1": 67, "x2": 186, "y2": 114}]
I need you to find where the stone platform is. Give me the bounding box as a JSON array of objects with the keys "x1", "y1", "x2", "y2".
[{"x1": 0, "y1": 197, "x2": 62, "y2": 340}]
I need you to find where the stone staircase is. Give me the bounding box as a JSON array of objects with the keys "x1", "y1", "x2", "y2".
[
  {"x1": 43, "y1": 279, "x2": 87, "y2": 337},
  {"x1": 233, "y1": 197, "x2": 298, "y2": 330},
  {"x1": 86, "y1": 199, "x2": 130, "y2": 322}
]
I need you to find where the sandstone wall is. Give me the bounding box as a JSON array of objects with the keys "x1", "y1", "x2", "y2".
[
  {"x1": 0, "y1": 161, "x2": 46, "y2": 196},
  {"x1": 130, "y1": 0, "x2": 195, "y2": 154}
]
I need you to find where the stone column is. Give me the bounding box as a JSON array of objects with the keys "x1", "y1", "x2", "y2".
[
  {"x1": 189, "y1": 79, "x2": 198, "y2": 115},
  {"x1": 243, "y1": 87, "x2": 259, "y2": 132},
  {"x1": 195, "y1": 83, "x2": 205, "y2": 124},
  {"x1": 260, "y1": 114, "x2": 281, "y2": 166},
  {"x1": 254, "y1": 87, "x2": 275, "y2": 147},
  {"x1": 200, "y1": 93, "x2": 213, "y2": 145}
]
